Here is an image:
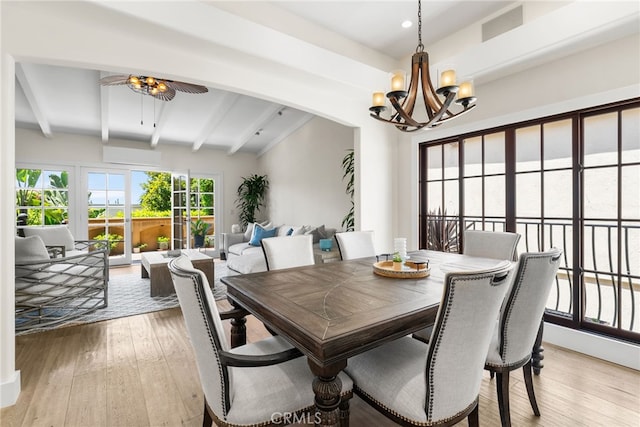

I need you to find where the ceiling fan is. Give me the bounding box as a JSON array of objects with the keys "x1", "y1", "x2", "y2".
[{"x1": 99, "y1": 74, "x2": 208, "y2": 101}]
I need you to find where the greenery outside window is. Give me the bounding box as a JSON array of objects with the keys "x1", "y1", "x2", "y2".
[{"x1": 16, "y1": 168, "x2": 69, "y2": 226}]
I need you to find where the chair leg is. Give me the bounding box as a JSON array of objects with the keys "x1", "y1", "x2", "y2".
[
  {"x1": 202, "y1": 400, "x2": 213, "y2": 427},
  {"x1": 523, "y1": 360, "x2": 541, "y2": 416},
  {"x1": 496, "y1": 371, "x2": 512, "y2": 427},
  {"x1": 467, "y1": 403, "x2": 479, "y2": 427}
]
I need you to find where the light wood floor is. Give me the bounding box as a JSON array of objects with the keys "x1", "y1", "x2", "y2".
[{"x1": 2, "y1": 302, "x2": 639, "y2": 426}]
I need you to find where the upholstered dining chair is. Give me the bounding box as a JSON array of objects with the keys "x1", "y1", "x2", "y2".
[
  {"x1": 485, "y1": 248, "x2": 562, "y2": 427},
  {"x1": 334, "y1": 230, "x2": 376, "y2": 260},
  {"x1": 261, "y1": 235, "x2": 315, "y2": 270},
  {"x1": 413, "y1": 229, "x2": 522, "y2": 344},
  {"x1": 463, "y1": 230, "x2": 521, "y2": 261},
  {"x1": 168, "y1": 255, "x2": 353, "y2": 427},
  {"x1": 345, "y1": 262, "x2": 514, "y2": 427}
]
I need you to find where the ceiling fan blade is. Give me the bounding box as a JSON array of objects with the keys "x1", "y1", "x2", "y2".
[
  {"x1": 98, "y1": 75, "x2": 130, "y2": 86},
  {"x1": 165, "y1": 80, "x2": 208, "y2": 94},
  {"x1": 153, "y1": 87, "x2": 176, "y2": 101}
]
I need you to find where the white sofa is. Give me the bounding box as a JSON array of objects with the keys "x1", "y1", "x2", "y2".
[{"x1": 222, "y1": 222, "x2": 337, "y2": 275}]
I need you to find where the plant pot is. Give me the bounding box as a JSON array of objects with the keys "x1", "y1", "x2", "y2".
[
  {"x1": 194, "y1": 235, "x2": 205, "y2": 248},
  {"x1": 158, "y1": 242, "x2": 168, "y2": 250},
  {"x1": 133, "y1": 247, "x2": 140, "y2": 253},
  {"x1": 393, "y1": 261, "x2": 402, "y2": 271}
]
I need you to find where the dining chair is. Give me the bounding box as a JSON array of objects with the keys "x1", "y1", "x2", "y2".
[
  {"x1": 334, "y1": 230, "x2": 376, "y2": 260},
  {"x1": 168, "y1": 255, "x2": 353, "y2": 427},
  {"x1": 463, "y1": 230, "x2": 521, "y2": 261},
  {"x1": 485, "y1": 248, "x2": 562, "y2": 427},
  {"x1": 413, "y1": 229, "x2": 521, "y2": 344},
  {"x1": 261, "y1": 234, "x2": 315, "y2": 270},
  {"x1": 345, "y1": 262, "x2": 514, "y2": 426}
]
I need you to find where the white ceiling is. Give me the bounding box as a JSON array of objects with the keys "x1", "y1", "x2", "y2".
[{"x1": 12, "y1": 1, "x2": 525, "y2": 154}]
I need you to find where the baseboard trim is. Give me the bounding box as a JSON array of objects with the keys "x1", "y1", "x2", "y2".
[
  {"x1": 544, "y1": 322, "x2": 639, "y2": 371},
  {"x1": 1, "y1": 370, "x2": 21, "y2": 408}
]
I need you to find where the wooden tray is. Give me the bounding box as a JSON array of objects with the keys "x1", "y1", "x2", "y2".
[{"x1": 373, "y1": 260, "x2": 430, "y2": 279}]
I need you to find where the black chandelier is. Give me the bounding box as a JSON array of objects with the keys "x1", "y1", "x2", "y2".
[{"x1": 369, "y1": 0, "x2": 477, "y2": 132}]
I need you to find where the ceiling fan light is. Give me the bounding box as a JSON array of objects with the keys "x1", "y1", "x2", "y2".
[
  {"x1": 157, "y1": 82, "x2": 167, "y2": 92},
  {"x1": 150, "y1": 87, "x2": 158, "y2": 95},
  {"x1": 128, "y1": 76, "x2": 140, "y2": 85}
]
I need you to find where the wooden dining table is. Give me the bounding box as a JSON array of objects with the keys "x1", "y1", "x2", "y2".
[{"x1": 221, "y1": 249, "x2": 510, "y2": 426}]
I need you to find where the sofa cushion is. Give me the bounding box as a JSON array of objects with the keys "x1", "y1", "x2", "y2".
[
  {"x1": 248, "y1": 223, "x2": 277, "y2": 246},
  {"x1": 15, "y1": 235, "x2": 50, "y2": 263},
  {"x1": 23, "y1": 226, "x2": 75, "y2": 251},
  {"x1": 227, "y1": 252, "x2": 267, "y2": 275},
  {"x1": 228, "y1": 243, "x2": 263, "y2": 257},
  {"x1": 15, "y1": 235, "x2": 50, "y2": 278}
]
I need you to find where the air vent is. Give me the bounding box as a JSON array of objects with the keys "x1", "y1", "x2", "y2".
[{"x1": 482, "y1": 5, "x2": 523, "y2": 42}]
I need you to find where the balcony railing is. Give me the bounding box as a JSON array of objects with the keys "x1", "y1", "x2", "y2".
[{"x1": 425, "y1": 215, "x2": 639, "y2": 337}]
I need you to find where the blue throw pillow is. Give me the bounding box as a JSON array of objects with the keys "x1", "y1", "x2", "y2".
[{"x1": 249, "y1": 223, "x2": 277, "y2": 246}]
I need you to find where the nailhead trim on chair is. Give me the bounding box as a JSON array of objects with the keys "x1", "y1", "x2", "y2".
[
  {"x1": 191, "y1": 274, "x2": 231, "y2": 418},
  {"x1": 354, "y1": 385, "x2": 475, "y2": 426}
]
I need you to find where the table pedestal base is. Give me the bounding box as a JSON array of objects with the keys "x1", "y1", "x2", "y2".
[{"x1": 308, "y1": 360, "x2": 348, "y2": 427}]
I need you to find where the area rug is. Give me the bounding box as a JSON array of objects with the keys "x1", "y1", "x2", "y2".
[{"x1": 16, "y1": 261, "x2": 229, "y2": 335}]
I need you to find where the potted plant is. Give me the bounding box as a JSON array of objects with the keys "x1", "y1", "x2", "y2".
[
  {"x1": 236, "y1": 174, "x2": 269, "y2": 230},
  {"x1": 191, "y1": 219, "x2": 211, "y2": 248},
  {"x1": 392, "y1": 252, "x2": 403, "y2": 270},
  {"x1": 157, "y1": 235, "x2": 169, "y2": 250},
  {"x1": 133, "y1": 242, "x2": 147, "y2": 253},
  {"x1": 341, "y1": 149, "x2": 354, "y2": 232}
]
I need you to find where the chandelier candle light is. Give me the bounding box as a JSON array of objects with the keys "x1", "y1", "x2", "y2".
[{"x1": 369, "y1": 0, "x2": 477, "y2": 132}]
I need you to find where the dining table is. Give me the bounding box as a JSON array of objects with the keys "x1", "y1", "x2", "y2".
[{"x1": 220, "y1": 249, "x2": 510, "y2": 426}]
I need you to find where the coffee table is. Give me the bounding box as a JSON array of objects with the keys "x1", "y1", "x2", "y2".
[{"x1": 141, "y1": 250, "x2": 214, "y2": 297}]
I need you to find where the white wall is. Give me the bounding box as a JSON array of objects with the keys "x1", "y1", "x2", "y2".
[{"x1": 259, "y1": 116, "x2": 353, "y2": 230}]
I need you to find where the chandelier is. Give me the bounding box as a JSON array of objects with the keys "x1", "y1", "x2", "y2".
[{"x1": 369, "y1": 0, "x2": 477, "y2": 132}]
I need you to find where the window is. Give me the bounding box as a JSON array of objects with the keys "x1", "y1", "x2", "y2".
[
  {"x1": 419, "y1": 99, "x2": 640, "y2": 342},
  {"x1": 16, "y1": 168, "x2": 69, "y2": 227}
]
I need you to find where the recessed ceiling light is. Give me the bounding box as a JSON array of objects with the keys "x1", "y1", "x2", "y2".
[{"x1": 401, "y1": 20, "x2": 412, "y2": 29}]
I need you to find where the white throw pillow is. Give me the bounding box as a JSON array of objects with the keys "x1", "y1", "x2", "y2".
[
  {"x1": 15, "y1": 235, "x2": 50, "y2": 262},
  {"x1": 23, "y1": 226, "x2": 75, "y2": 251},
  {"x1": 15, "y1": 235, "x2": 50, "y2": 278}
]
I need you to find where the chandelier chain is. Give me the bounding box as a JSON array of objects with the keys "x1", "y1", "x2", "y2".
[{"x1": 417, "y1": 0, "x2": 424, "y2": 52}]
